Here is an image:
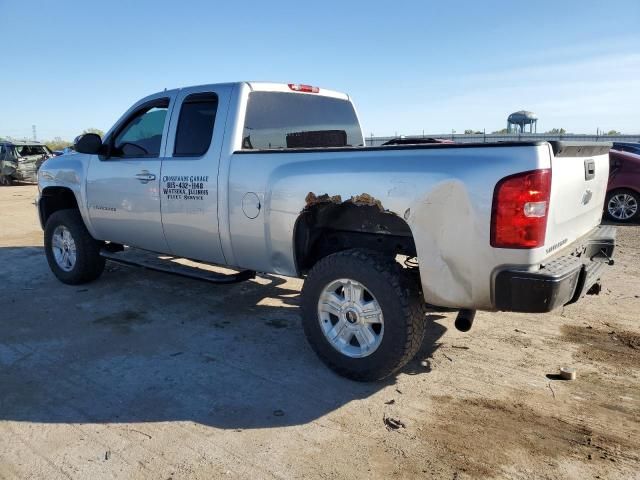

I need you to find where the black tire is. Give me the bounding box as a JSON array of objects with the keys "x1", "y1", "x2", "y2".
[
  {"x1": 301, "y1": 249, "x2": 427, "y2": 381},
  {"x1": 604, "y1": 189, "x2": 639, "y2": 223},
  {"x1": 44, "y1": 209, "x2": 105, "y2": 284}
]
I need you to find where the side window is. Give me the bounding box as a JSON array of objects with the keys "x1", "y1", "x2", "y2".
[
  {"x1": 113, "y1": 100, "x2": 169, "y2": 158},
  {"x1": 7, "y1": 147, "x2": 17, "y2": 160},
  {"x1": 174, "y1": 93, "x2": 218, "y2": 157}
]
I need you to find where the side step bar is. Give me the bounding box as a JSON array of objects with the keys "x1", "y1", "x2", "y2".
[{"x1": 100, "y1": 248, "x2": 255, "y2": 285}]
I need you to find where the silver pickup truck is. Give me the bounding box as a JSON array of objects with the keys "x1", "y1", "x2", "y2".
[{"x1": 37, "y1": 81, "x2": 615, "y2": 380}]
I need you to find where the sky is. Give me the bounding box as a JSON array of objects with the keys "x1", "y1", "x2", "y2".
[{"x1": 1, "y1": 0, "x2": 638, "y2": 141}]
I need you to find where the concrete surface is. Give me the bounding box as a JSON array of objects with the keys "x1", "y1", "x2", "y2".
[{"x1": 0, "y1": 185, "x2": 638, "y2": 479}]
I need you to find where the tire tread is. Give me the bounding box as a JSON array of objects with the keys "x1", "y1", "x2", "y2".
[
  {"x1": 44, "y1": 209, "x2": 105, "y2": 284},
  {"x1": 302, "y1": 249, "x2": 426, "y2": 381}
]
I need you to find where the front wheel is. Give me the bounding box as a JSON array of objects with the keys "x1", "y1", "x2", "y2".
[
  {"x1": 301, "y1": 249, "x2": 426, "y2": 381},
  {"x1": 44, "y1": 209, "x2": 105, "y2": 284},
  {"x1": 605, "y1": 189, "x2": 639, "y2": 223}
]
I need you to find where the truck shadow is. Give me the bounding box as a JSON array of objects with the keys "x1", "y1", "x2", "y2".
[
  {"x1": 0, "y1": 246, "x2": 446, "y2": 430},
  {"x1": 601, "y1": 219, "x2": 640, "y2": 226}
]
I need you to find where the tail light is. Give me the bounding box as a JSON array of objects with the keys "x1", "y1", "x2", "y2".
[
  {"x1": 288, "y1": 83, "x2": 319, "y2": 93},
  {"x1": 490, "y1": 169, "x2": 551, "y2": 248}
]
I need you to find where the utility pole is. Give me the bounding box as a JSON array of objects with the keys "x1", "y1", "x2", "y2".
[{"x1": 32, "y1": 125, "x2": 37, "y2": 141}]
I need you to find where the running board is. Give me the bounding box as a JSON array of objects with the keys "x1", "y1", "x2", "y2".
[{"x1": 100, "y1": 248, "x2": 255, "y2": 285}]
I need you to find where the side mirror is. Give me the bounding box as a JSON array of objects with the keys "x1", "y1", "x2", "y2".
[{"x1": 74, "y1": 133, "x2": 103, "y2": 154}]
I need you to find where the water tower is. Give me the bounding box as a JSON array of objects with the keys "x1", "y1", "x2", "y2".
[{"x1": 507, "y1": 110, "x2": 538, "y2": 134}]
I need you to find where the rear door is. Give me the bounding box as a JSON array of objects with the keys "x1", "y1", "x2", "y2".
[
  {"x1": 160, "y1": 84, "x2": 232, "y2": 264},
  {"x1": 86, "y1": 95, "x2": 174, "y2": 252},
  {"x1": 545, "y1": 142, "x2": 611, "y2": 250}
]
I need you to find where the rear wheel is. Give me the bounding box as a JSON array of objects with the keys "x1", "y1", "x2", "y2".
[
  {"x1": 44, "y1": 209, "x2": 105, "y2": 284},
  {"x1": 301, "y1": 249, "x2": 426, "y2": 381},
  {"x1": 605, "y1": 189, "x2": 639, "y2": 222}
]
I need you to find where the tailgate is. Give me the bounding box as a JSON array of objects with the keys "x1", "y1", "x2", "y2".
[{"x1": 545, "y1": 142, "x2": 611, "y2": 252}]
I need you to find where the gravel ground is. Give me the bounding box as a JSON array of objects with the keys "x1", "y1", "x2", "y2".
[{"x1": 0, "y1": 185, "x2": 638, "y2": 479}]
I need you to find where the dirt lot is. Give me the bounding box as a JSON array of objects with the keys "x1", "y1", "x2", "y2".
[{"x1": 1, "y1": 185, "x2": 638, "y2": 479}]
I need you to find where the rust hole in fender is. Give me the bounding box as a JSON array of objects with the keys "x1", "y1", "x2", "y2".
[{"x1": 304, "y1": 192, "x2": 388, "y2": 213}]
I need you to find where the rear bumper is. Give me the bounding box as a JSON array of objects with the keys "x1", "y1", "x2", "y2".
[{"x1": 494, "y1": 225, "x2": 616, "y2": 313}]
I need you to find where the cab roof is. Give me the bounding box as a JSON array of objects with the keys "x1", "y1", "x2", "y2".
[{"x1": 150, "y1": 82, "x2": 350, "y2": 101}]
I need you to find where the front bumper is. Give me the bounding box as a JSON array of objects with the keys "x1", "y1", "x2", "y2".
[
  {"x1": 35, "y1": 193, "x2": 45, "y2": 230},
  {"x1": 494, "y1": 225, "x2": 616, "y2": 313}
]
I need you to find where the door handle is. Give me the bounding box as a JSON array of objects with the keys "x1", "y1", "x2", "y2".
[{"x1": 135, "y1": 171, "x2": 156, "y2": 183}]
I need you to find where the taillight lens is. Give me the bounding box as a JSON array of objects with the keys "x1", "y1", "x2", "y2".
[{"x1": 490, "y1": 169, "x2": 551, "y2": 248}]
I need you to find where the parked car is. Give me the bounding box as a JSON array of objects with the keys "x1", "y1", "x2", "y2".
[
  {"x1": 37, "y1": 81, "x2": 615, "y2": 381},
  {"x1": 612, "y1": 142, "x2": 640, "y2": 156},
  {"x1": 0, "y1": 140, "x2": 53, "y2": 184},
  {"x1": 606, "y1": 146, "x2": 640, "y2": 222},
  {"x1": 53, "y1": 146, "x2": 76, "y2": 156}
]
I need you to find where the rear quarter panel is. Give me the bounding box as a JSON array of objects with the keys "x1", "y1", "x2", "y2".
[
  {"x1": 226, "y1": 144, "x2": 552, "y2": 310},
  {"x1": 608, "y1": 150, "x2": 640, "y2": 193}
]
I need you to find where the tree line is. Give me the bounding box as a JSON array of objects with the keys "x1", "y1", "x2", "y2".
[
  {"x1": 44, "y1": 129, "x2": 105, "y2": 151},
  {"x1": 0, "y1": 129, "x2": 104, "y2": 151},
  {"x1": 486, "y1": 128, "x2": 621, "y2": 135}
]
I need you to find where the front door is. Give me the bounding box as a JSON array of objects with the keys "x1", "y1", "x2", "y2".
[{"x1": 86, "y1": 96, "x2": 174, "y2": 253}]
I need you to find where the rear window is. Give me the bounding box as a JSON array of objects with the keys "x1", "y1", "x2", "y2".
[
  {"x1": 174, "y1": 92, "x2": 218, "y2": 157},
  {"x1": 241, "y1": 92, "x2": 363, "y2": 150}
]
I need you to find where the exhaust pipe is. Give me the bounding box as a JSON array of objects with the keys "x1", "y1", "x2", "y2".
[{"x1": 454, "y1": 309, "x2": 476, "y2": 332}]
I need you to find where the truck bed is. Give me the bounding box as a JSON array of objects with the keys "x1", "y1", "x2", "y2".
[{"x1": 228, "y1": 140, "x2": 611, "y2": 310}]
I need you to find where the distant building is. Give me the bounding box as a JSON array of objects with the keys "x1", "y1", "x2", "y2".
[{"x1": 507, "y1": 111, "x2": 538, "y2": 134}]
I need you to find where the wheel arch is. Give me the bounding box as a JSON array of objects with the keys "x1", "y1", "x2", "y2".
[
  {"x1": 293, "y1": 200, "x2": 417, "y2": 274},
  {"x1": 39, "y1": 186, "x2": 81, "y2": 228},
  {"x1": 607, "y1": 185, "x2": 640, "y2": 196}
]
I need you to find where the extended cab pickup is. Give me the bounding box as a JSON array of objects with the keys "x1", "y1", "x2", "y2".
[{"x1": 37, "y1": 82, "x2": 615, "y2": 380}]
